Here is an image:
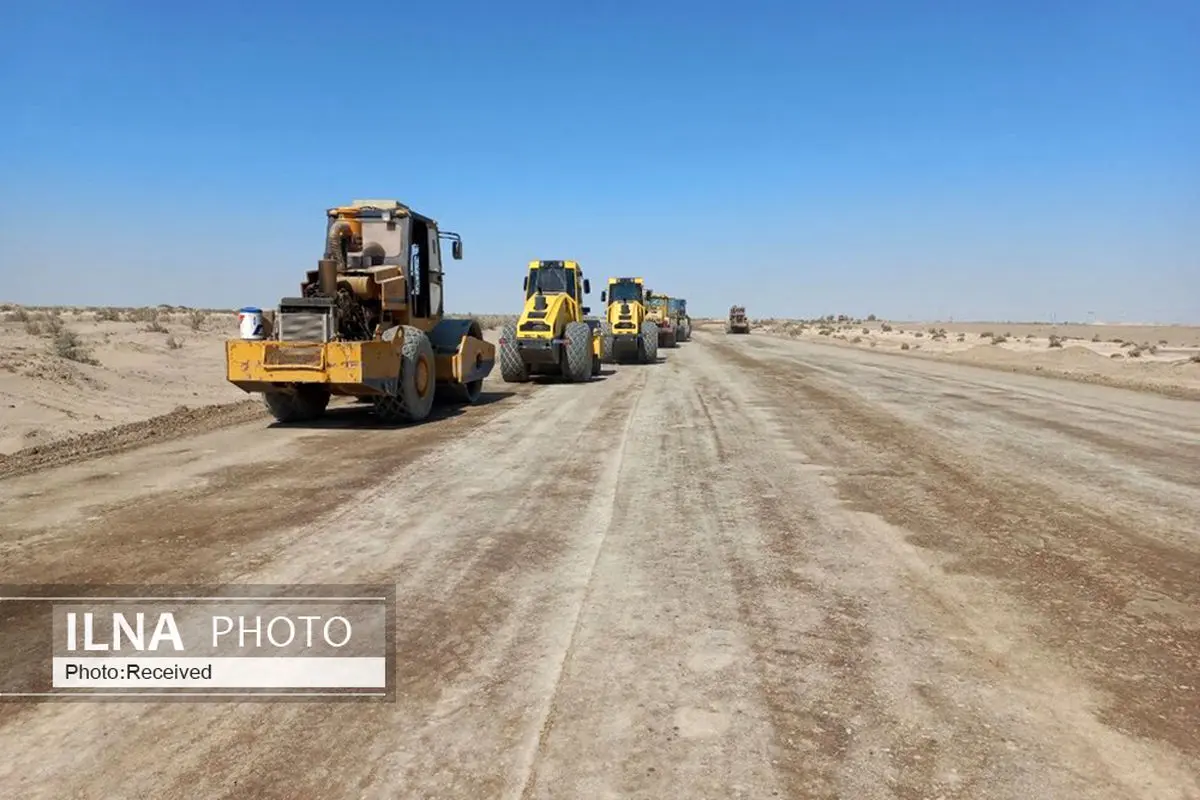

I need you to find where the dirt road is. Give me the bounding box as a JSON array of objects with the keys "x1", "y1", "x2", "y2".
[{"x1": 2, "y1": 328, "x2": 1198, "y2": 799}]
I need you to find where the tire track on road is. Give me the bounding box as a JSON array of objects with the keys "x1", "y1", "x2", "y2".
[{"x1": 703, "y1": 332, "x2": 1200, "y2": 797}]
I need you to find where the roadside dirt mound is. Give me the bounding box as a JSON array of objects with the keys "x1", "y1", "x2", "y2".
[{"x1": 0, "y1": 400, "x2": 265, "y2": 479}]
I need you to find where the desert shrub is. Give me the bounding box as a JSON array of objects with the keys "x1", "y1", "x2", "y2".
[
  {"x1": 97, "y1": 307, "x2": 122, "y2": 322},
  {"x1": 52, "y1": 330, "x2": 98, "y2": 364},
  {"x1": 900, "y1": 342, "x2": 910, "y2": 350},
  {"x1": 1158, "y1": 339, "x2": 1168, "y2": 346},
  {"x1": 956, "y1": 334, "x2": 965, "y2": 342},
  {"x1": 914, "y1": 331, "x2": 924, "y2": 338},
  {"x1": 867, "y1": 314, "x2": 877, "y2": 321},
  {"x1": 1190, "y1": 353, "x2": 1200, "y2": 363},
  {"x1": 166, "y1": 335, "x2": 182, "y2": 349},
  {"x1": 1048, "y1": 335, "x2": 1063, "y2": 348},
  {"x1": 1092, "y1": 334, "x2": 1101, "y2": 342},
  {"x1": 851, "y1": 335, "x2": 862, "y2": 343},
  {"x1": 990, "y1": 334, "x2": 1007, "y2": 345},
  {"x1": 145, "y1": 318, "x2": 167, "y2": 333},
  {"x1": 880, "y1": 323, "x2": 893, "y2": 332},
  {"x1": 980, "y1": 331, "x2": 993, "y2": 338},
  {"x1": 1128, "y1": 346, "x2": 1143, "y2": 357}
]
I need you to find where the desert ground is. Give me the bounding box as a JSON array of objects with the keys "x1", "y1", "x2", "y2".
[{"x1": 1, "y1": 305, "x2": 1199, "y2": 799}]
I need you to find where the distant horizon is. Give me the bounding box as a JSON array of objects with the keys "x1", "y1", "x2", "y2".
[{"x1": 3, "y1": 300, "x2": 1198, "y2": 328}]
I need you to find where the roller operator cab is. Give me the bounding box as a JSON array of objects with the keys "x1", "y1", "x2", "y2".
[
  {"x1": 225, "y1": 199, "x2": 496, "y2": 426},
  {"x1": 646, "y1": 291, "x2": 679, "y2": 349},
  {"x1": 499, "y1": 260, "x2": 601, "y2": 383},
  {"x1": 667, "y1": 297, "x2": 692, "y2": 342},
  {"x1": 598, "y1": 277, "x2": 659, "y2": 364}
]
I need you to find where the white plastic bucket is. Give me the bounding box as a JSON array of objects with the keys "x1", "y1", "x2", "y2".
[{"x1": 238, "y1": 307, "x2": 265, "y2": 340}]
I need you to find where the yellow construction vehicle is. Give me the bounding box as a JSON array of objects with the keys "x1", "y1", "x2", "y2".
[
  {"x1": 668, "y1": 297, "x2": 692, "y2": 342},
  {"x1": 727, "y1": 305, "x2": 751, "y2": 334},
  {"x1": 598, "y1": 276, "x2": 658, "y2": 364},
  {"x1": 225, "y1": 199, "x2": 495, "y2": 424},
  {"x1": 499, "y1": 260, "x2": 600, "y2": 382},
  {"x1": 645, "y1": 290, "x2": 679, "y2": 349}
]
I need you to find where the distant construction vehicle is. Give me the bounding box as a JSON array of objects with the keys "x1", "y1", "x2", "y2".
[
  {"x1": 499, "y1": 260, "x2": 600, "y2": 383},
  {"x1": 599, "y1": 277, "x2": 657, "y2": 364},
  {"x1": 668, "y1": 297, "x2": 691, "y2": 342},
  {"x1": 645, "y1": 291, "x2": 679, "y2": 349},
  {"x1": 727, "y1": 305, "x2": 751, "y2": 334},
  {"x1": 226, "y1": 199, "x2": 495, "y2": 424}
]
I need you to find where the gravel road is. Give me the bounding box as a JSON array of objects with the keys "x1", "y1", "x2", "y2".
[{"x1": 1, "y1": 325, "x2": 1197, "y2": 799}]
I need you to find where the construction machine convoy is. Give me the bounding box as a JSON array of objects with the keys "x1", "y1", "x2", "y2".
[
  {"x1": 645, "y1": 291, "x2": 679, "y2": 349},
  {"x1": 727, "y1": 305, "x2": 751, "y2": 334},
  {"x1": 499, "y1": 260, "x2": 600, "y2": 383},
  {"x1": 668, "y1": 297, "x2": 691, "y2": 342},
  {"x1": 227, "y1": 203, "x2": 715, "y2": 423},
  {"x1": 225, "y1": 199, "x2": 495, "y2": 424},
  {"x1": 599, "y1": 277, "x2": 658, "y2": 364}
]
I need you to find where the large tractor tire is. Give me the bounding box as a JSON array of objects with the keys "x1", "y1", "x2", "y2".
[
  {"x1": 499, "y1": 322, "x2": 529, "y2": 383},
  {"x1": 374, "y1": 326, "x2": 436, "y2": 423},
  {"x1": 262, "y1": 385, "x2": 330, "y2": 423},
  {"x1": 563, "y1": 321, "x2": 593, "y2": 382},
  {"x1": 678, "y1": 320, "x2": 690, "y2": 342},
  {"x1": 661, "y1": 329, "x2": 677, "y2": 348},
  {"x1": 639, "y1": 320, "x2": 659, "y2": 364},
  {"x1": 600, "y1": 322, "x2": 615, "y2": 364}
]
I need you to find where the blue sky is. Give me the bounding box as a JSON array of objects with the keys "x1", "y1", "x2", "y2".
[{"x1": 1, "y1": 0, "x2": 1197, "y2": 321}]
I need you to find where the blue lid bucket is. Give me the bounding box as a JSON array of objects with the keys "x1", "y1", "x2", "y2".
[{"x1": 238, "y1": 307, "x2": 265, "y2": 340}]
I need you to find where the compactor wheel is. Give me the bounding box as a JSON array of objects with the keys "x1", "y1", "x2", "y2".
[
  {"x1": 262, "y1": 385, "x2": 330, "y2": 423},
  {"x1": 563, "y1": 321, "x2": 593, "y2": 382},
  {"x1": 499, "y1": 322, "x2": 529, "y2": 383},
  {"x1": 640, "y1": 320, "x2": 659, "y2": 363},
  {"x1": 374, "y1": 325, "x2": 436, "y2": 423}
]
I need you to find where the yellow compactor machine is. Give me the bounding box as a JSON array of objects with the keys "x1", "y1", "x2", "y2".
[
  {"x1": 599, "y1": 276, "x2": 658, "y2": 364},
  {"x1": 225, "y1": 199, "x2": 495, "y2": 424},
  {"x1": 499, "y1": 259, "x2": 600, "y2": 382}
]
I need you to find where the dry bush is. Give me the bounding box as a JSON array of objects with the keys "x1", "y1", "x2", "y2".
[
  {"x1": 914, "y1": 331, "x2": 925, "y2": 338},
  {"x1": 990, "y1": 334, "x2": 1007, "y2": 345},
  {"x1": 861, "y1": 327, "x2": 869, "y2": 334},
  {"x1": 166, "y1": 335, "x2": 182, "y2": 350},
  {"x1": 189, "y1": 310, "x2": 208, "y2": 331},
  {"x1": 956, "y1": 334, "x2": 965, "y2": 342},
  {"x1": 851, "y1": 335, "x2": 863, "y2": 343},
  {"x1": 980, "y1": 331, "x2": 993, "y2": 338},
  {"x1": 1158, "y1": 339, "x2": 1168, "y2": 346},
  {"x1": 52, "y1": 330, "x2": 99, "y2": 365},
  {"x1": 145, "y1": 318, "x2": 167, "y2": 333},
  {"x1": 1110, "y1": 353, "x2": 1124, "y2": 359},
  {"x1": 900, "y1": 342, "x2": 911, "y2": 350},
  {"x1": 1189, "y1": 353, "x2": 1200, "y2": 363},
  {"x1": 126, "y1": 306, "x2": 159, "y2": 323},
  {"x1": 97, "y1": 307, "x2": 122, "y2": 322},
  {"x1": 1048, "y1": 335, "x2": 1063, "y2": 348},
  {"x1": 1092, "y1": 334, "x2": 1101, "y2": 342},
  {"x1": 880, "y1": 323, "x2": 893, "y2": 332},
  {"x1": 867, "y1": 314, "x2": 877, "y2": 321}
]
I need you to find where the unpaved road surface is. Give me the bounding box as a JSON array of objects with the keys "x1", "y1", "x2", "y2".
[{"x1": 2, "y1": 329, "x2": 1198, "y2": 799}]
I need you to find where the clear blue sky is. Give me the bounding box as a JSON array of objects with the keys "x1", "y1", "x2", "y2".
[{"x1": 1, "y1": 0, "x2": 1197, "y2": 321}]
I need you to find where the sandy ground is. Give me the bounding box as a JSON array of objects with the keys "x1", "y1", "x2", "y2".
[
  {"x1": 743, "y1": 317, "x2": 1200, "y2": 399},
  {"x1": 1, "y1": 326, "x2": 1198, "y2": 799}
]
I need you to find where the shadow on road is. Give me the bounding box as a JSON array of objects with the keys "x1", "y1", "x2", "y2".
[{"x1": 267, "y1": 391, "x2": 517, "y2": 431}]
